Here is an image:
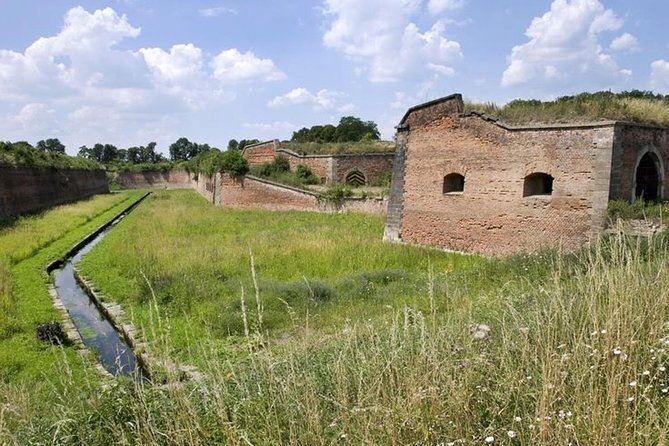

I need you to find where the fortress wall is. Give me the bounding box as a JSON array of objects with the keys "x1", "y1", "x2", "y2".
[
  {"x1": 0, "y1": 166, "x2": 109, "y2": 219},
  {"x1": 115, "y1": 169, "x2": 192, "y2": 189},
  {"x1": 396, "y1": 110, "x2": 615, "y2": 255}
]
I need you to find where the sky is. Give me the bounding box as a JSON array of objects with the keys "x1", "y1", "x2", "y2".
[{"x1": 1, "y1": 0, "x2": 668, "y2": 156}]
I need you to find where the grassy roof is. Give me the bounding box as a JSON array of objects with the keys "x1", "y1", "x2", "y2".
[
  {"x1": 279, "y1": 141, "x2": 395, "y2": 156},
  {"x1": 464, "y1": 91, "x2": 669, "y2": 128}
]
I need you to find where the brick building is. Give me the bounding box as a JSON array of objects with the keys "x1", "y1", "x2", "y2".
[
  {"x1": 384, "y1": 94, "x2": 669, "y2": 255},
  {"x1": 241, "y1": 140, "x2": 394, "y2": 186}
]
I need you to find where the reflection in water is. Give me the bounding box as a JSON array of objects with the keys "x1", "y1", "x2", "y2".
[{"x1": 53, "y1": 225, "x2": 139, "y2": 377}]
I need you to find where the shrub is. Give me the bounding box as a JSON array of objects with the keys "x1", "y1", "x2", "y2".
[{"x1": 295, "y1": 164, "x2": 317, "y2": 184}]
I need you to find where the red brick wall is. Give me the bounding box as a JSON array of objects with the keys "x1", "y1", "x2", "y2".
[
  {"x1": 613, "y1": 124, "x2": 669, "y2": 201},
  {"x1": 399, "y1": 115, "x2": 615, "y2": 255},
  {"x1": 242, "y1": 140, "x2": 277, "y2": 167},
  {"x1": 219, "y1": 174, "x2": 320, "y2": 211},
  {"x1": 277, "y1": 150, "x2": 332, "y2": 182},
  {"x1": 0, "y1": 167, "x2": 109, "y2": 219},
  {"x1": 332, "y1": 154, "x2": 394, "y2": 185},
  {"x1": 116, "y1": 169, "x2": 192, "y2": 188}
]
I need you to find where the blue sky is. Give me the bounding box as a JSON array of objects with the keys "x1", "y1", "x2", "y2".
[{"x1": 1, "y1": 0, "x2": 668, "y2": 155}]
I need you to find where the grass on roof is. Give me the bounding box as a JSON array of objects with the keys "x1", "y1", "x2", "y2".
[
  {"x1": 280, "y1": 140, "x2": 395, "y2": 155},
  {"x1": 464, "y1": 90, "x2": 669, "y2": 128}
]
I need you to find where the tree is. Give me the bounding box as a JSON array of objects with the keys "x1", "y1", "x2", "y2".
[
  {"x1": 334, "y1": 116, "x2": 380, "y2": 142},
  {"x1": 220, "y1": 149, "x2": 249, "y2": 176},
  {"x1": 36, "y1": 138, "x2": 66, "y2": 154},
  {"x1": 227, "y1": 139, "x2": 239, "y2": 151},
  {"x1": 169, "y1": 137, "x2": 192, "y2": 161}
]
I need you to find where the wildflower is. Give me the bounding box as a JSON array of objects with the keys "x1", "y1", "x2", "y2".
[
  {"x1": 661, "y1": 388, "x2": 668, "y2": 394},
  {"x1": 629, "y1": 381, "x2": 637, "y2": 387},
  {"x1": 507, "y1": 430, "x2": 517, "y2": 439},
  {"x1": 558, "y1": 410, "x2": 566, "y2": 418},
  {"x1": 514, "y1": 416, "x2": 522, "y2": 422},
  {"x1": 660, "y1": 366, "x2": 666, "y2": 372},
  {"x1": 601, "y1": 329, "x2": 607, "y2": 334},
  {"x1": 627, "y1": 396, "x2": 635, "y2": 402},
  {"x1": 642, "y1": 370, "x2": 651, "y2": 376},
  {"x1": 484, "y1": 436, "x2": 494, "y2": 443},
  {"x1": 612, "y1": 347, "x2": 622, "y2": 356}
]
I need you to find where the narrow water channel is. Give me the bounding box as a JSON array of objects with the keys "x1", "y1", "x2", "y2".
[{"x1": 52, "y1": 216, "x2": 143, "y2": 378}]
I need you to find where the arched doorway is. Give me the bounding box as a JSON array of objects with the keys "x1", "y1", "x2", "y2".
[{"x1": 635, "y1": 152, "x2": 662, "y2": 201}]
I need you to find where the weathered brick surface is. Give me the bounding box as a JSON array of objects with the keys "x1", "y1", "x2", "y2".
[
  {"x1": 396, "y1": 111, "x2": 615, "y2": 255},
  {"x1": 242, "y1": 140, "x2": 278, "y2": 167},
  {"x1": 613, "y1": 124, "x2": 669, "y2": 201},
  {"x1": 331, "y1": 154, "x2": 394, "y2": 185},
  {"x1": 242, "y1": 141, "x2": 394, "y2": 185},
  {"x1": 0, "y1": 166, "x2": 109, "y2": 219},
  {"x1": 219, "y1": 174, "x2": 320, "y2": 211},
  {"x1": 116, "y1": 169, "x2": 192, "y2": 188}
]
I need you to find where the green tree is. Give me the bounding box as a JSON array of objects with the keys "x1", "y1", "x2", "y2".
[
  {"x1": 36, "y1": 138, "x2": 66, "y2": 154},
  {"x1": 334, "y1": 116, "x2": 380, "y2": 142},
  {"x1": 220, "y1": 149, "x2": 249, "y2": 176},
  {"x1": 169, "y1": 137, "x2": 192, "y2": 161},
  {"x1": 227, "y1": 139, "x2": 239, "y2": 151}
]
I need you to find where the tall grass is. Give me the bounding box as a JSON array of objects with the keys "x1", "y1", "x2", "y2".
[
  {"x1": 465, "y1": 91, "x2": 669, "y2": 127},
  {"x1": 3, "y1": 232, "x2": 668, "y2": 444}
]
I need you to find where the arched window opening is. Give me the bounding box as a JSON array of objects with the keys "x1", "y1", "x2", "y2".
[
  {"x1": 635, "y1": 152, "x2": 661, "y2": 202},
  {"x1": 523, "y1": 172, "x2": 553, "y2": 197},
  {"x1": 443, "y1": 173, "x2": 465, "y2": 194},
  {"x1": 345, "y1": 169, "x2": 366, "y2": 187}
]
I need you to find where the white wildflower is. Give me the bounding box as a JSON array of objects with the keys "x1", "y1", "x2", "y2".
[
  {"x1": 507, "y1": 430, "x2": 516, "y2": 438},
  {"x1": 484, "y1": 436, "x2": 495, "y2": 443}
]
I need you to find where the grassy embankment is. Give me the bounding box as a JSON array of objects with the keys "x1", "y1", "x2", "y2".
[
  {"x1": 2, "y1": 189, "x2": 669, "y2": 444},
  {"x1": 465, "y1": 90, "x2": 669, "y2": 127},
  {"x1": 0, "y1": 190, "x2": 144, "y2": 385}
]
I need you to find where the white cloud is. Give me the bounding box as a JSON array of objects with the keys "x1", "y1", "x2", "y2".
[
  {"x1": 243, "y1": 121, "x2": 299, "y2": 133},
  {"x1": 610, "y1": 33, "x2": 639, "y2": 52},
  {"x1": 268, "y1": 87, "x2": 352, "y2": 111},
  {"x1": 0, "y1": 6, "x2": 285, "y2": 150},
  {"x1": 322, "y1": 0, "x2": 462, "y2": 82},
  {"x1": 427, "y1": 0, "x2": 466, "y2": 15},
  {"x1": 211, "y1": 49, "x2": 285, "y2": 83},
  {"x1": 140, "y1": 44, "x2": 203, "y2": 83},
  {"x1": 501, "y1": 0, "x2": 628, "y2": 90},
  {"x1": 650, "y1": 60, "x2": 669, "y2": 93},
  {"x1": 198, "y1": 7, "x2": 236, "y2": 17}
]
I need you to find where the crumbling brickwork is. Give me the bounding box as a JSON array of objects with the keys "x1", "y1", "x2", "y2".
[
  {"x1": 386, "y1": 94, "x2": 627, "y2": 255},
  {"x1": 115, "y1": 169, "x2": 192, "y2": 189},
  {"x1": 0, "y1": 167, "x2": 109, "y2": 219},
  {"x1": 242, "y1": 141, "x2": 394, "y2": 185}
]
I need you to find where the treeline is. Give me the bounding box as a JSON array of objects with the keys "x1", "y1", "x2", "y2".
[
  {"x1": 291, "y1": 116, "x2": 380, "y2": 143},
  {"x1": 0, "y1": 140, "x2": 101, "y2": 170}
]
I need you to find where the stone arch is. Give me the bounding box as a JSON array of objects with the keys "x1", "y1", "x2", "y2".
[
  {"x1": 633, "y1": 148, "x2": 663, "y2": 202},
  {"x1": 345, "y1": 169, "x2": 367, "y2": 187}
]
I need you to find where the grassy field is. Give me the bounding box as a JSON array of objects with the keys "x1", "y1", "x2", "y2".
[
  {"x1": 76, "y1": 190, "x2": 554, "y2": 367},
  {"x1": 2, "y1": 189, "x2": 669, "y2": 444},
  {"x1": 0, "y1": 191, "x2": 144, "y2": 383}
]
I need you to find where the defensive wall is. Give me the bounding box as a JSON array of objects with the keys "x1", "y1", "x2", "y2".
[
  {"x1": 0, "y1": 166, "x2": 109, "y2": 219},
  {"x1": 385, "y1": 94, "x2": 669, "y2": 255},
  {"x1": 114, "y1": 169, "x2": 192, "y2": 189},
  {"x1": 241, "y1": 140, "x2": 394, "y2": 186},
  {"x1": 115, "y1": 167, "x2": 387, "y2": 215}
]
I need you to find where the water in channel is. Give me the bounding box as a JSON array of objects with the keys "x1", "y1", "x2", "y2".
[{"x1": 52, "y1": 219, "x2": 140, "y2": 377}]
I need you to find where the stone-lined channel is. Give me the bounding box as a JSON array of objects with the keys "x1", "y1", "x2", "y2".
[{"x1": 47, "y1": 193, "x2": 149, "y2": 378}]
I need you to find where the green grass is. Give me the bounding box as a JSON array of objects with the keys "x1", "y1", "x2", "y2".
[
  {"x1": 0, "y1": 190, "x2": 144, "y2": 385},
  {"x1": 465, "y1": 90, "x2": 669, "y2": 127},
  {"x1": 4, "y1": 226, "x2": 669, "y2": 444},
  {"x1": 280, "y1": 140, "x2": 395, "y2": 155},
  {"x1": 3, "y1": 189, "x2": 669, "y2": 444},
  {"x1": 76, "y1": 190, "x2": 556, "y2": 368}
]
